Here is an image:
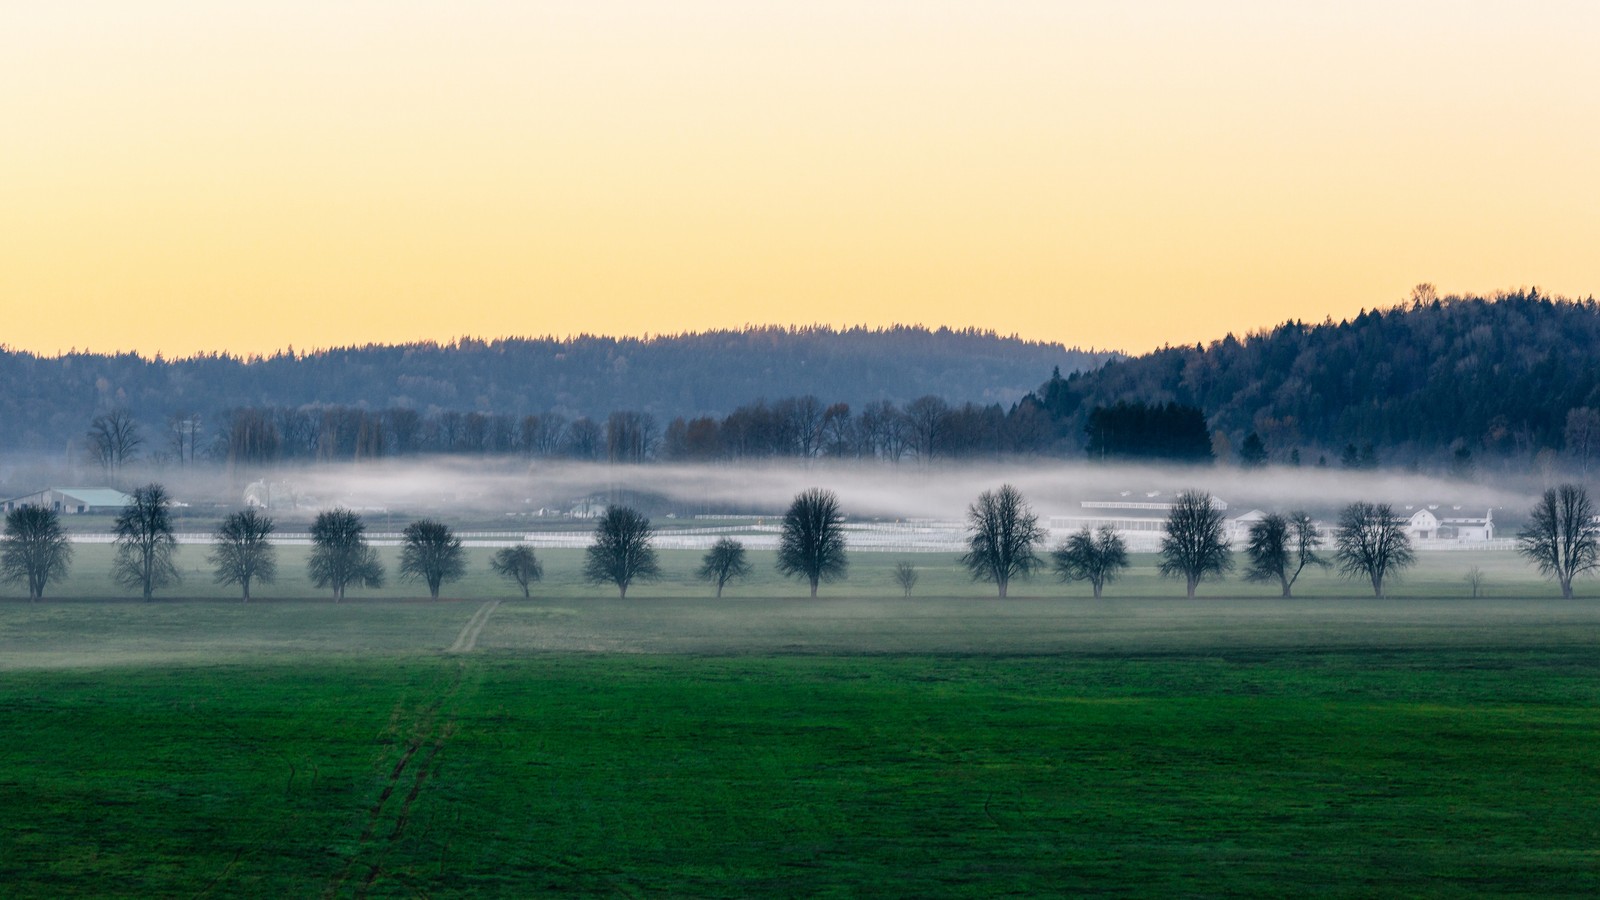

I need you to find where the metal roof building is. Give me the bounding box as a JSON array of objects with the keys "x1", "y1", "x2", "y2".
[{"x1": 1, "y1": 487, "x2": 134, "y2": 514}]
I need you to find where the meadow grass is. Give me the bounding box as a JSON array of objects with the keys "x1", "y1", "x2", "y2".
[
  {"x1": 0, "y1": 548, "x2": 1596, "y2": 896},
  {"x1": 1, "y1": 647, "x2": 1597, "y2": 897}
]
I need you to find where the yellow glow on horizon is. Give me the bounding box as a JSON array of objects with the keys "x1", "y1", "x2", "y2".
[{"x1": 3, "y1": 2, "x2": 1598, "y2": 357}]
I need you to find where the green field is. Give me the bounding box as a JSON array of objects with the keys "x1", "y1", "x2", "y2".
[{"x1": 1, "y1": 550, "x2": 1598, "y2": 896}]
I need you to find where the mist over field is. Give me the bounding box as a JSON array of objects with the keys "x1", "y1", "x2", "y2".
[
  {"x1": 251, "y1": 458, "x2": 1535, "y2": 521},
  {"x1": 7, "y1": 455, "x2": 1533, "y2": 525}
]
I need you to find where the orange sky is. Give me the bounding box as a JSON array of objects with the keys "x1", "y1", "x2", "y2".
[{"x1": 4, "y1": 2, "x2": 1598, "y2": 358}]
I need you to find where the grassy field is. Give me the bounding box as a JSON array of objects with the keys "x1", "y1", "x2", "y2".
[{"x1": 1, "y1": 550, "x2": 1598, "y2": 896}]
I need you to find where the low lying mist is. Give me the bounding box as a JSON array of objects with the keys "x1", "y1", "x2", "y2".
[{"x1": 3, "y1": 455, "x2": 1541, "y2": 525}]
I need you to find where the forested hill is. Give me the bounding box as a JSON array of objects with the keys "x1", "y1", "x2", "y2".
[
  {"x1": 0, "y1": 326, "x2": 1107, "y2": 452},
  {"x1": 1036, "y1": 290, "x2": 1600, "y2": 465}
]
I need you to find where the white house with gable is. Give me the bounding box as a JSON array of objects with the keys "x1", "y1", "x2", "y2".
[{"x1": 1404, "y1": 506, "x2": 1493, "y2": 542}]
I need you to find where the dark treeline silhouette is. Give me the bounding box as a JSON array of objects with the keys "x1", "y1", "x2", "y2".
[
  {"x1": 0, "y1": 326, "x2": 1105, "y2": 454},
  {"x1": 1084, "y1": 401, "x2": 1213, "y2": 463},
  {"x1": 203, "y1": 392, "x2": 1057, "y2": 467},
  {"x1": 23, "y1": 291, "x2": 1600, "y2": 475},
  {"x1": 1033, "y1": 288, "x2": 1600, "y2": 469}
]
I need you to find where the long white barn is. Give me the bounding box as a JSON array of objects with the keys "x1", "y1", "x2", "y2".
[{"x1": 0, "y1": 487, "x2": 133, "y2": 515}]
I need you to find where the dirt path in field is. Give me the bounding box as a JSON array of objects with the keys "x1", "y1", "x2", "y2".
[{"x1": 447, "y1": 600, "x2": 500, "y2": 653}]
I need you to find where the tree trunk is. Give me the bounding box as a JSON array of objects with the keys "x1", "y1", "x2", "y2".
[
  {"x1": 242, "y1": 579, "x2": 251, "y2": 603},
  {"x1": 619, "y1": 583, "x2": 628, "y2": 599},
  {"x1": 810, "y1": 577, "x2": 819, "y2": 598},
  {"x1": 1561, "y1": 578, "x2": 1574, "y2": 600},
  {"x1": 1186, "y1": 577, "x2": 1197, "y2": 599},
  {"x1": 716, "y1": 582, "x2": 724, "y2": 599},
  {"x1": 1280, "y1": 576, "x2": 1292, "y2": 598},
  {"x1": 1092, "y1": 582, "x2": 1102, "y2": 599},
  {"x1": 1371, "y1": 575, "x2": 1384, "y2": 598},
  {"x1": 998, "y1": 580, "x2": 1008, "y2": 599}
]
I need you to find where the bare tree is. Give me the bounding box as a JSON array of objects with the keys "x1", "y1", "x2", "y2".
[
  {"x1": 113, "y1": 483, "x2": 180, "y2": 601},
  {"x1": 583, "y1": 506, "x2": 660, "y2": 598},
  {"x1": 490, "y1": 545, "x2": 543, "y2": 597},
  {"x1": 528, "y1": 413, "x2": 569, "y2": 458},
  {"x1": 893, "y1": 561, "x2": 919, "y2": 597},
  {"x1": 399, "y1": 519, "x2": 466, "y2": 599},
  {"x1": 222, "y1": 407, "x2": 281, "y2": 473},
  {"x1": 1, "y1": 506, "x2": 74, "y2": 601},
  {"x1": 1517, "y1": 484, "x2": 1599, "y2": 599},
  {"x1": 697, "y1": 537, "x2": 751, "y2": 598},
  {"x1": 87, "y1": 408, "x2": 143, "y2": 479},
  {"x1": 784, "y1": 395, "x2": 826, "y2": 458},
  {"x1": 857, "y1": 400, "x2": 906, "y2": 461},
  {"x1": 564, "y1": 417, "x2": 604, "y2": 460},
  {"x1": 903, "y1": 395, "x2": 950, "y2": 462},
  {"x1": 1052, "y1": 526, "x2": 1129, "y2": 599},
  {"x1": 1333, "y1": 502, "x2": 1415, "y2": 598},
  {"x1": 308, "y1": 508, "x2": 384, "y2": 601},
  {"x1": 387, "y1": 408, "x2": 423, "y2": 455},
  {"x1": 776, "y1": 488, "x2": 848, "y2": 598},
  {"x1": 960, "y1": 484, "x2": 1046, "y2": 598},
  {"x1": 821, "y1": 403, "x2": 855, "y2": 458},
  {"x1": 1464, "y1": 566, "x2": 1486, "y2": 598},
  {"x1": 1159, "y1": 490, "x2": 1233, "y2": 598},
  {"x1": 1565, "y1": 408, "x2": 1600, "y2": 476},
  {"x1": 1243, "y1": 511, "x2": 1326, "y2": 597},
  {"x1": 209, "y1": 509, "x2": 277, "y2": 602},
  {"x1": 166, "y1": 411, "x2": 203, "y2": 467},
  {"x1": 606, "y1": 411, "x2": 658, "y2": 463}
]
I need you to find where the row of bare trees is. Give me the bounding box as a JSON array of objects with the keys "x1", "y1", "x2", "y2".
[
  {"x1": 579, "y1": 489, "x2": 850, "y2": 598},
  {"x1": 7, "y1": 484, "x2": 1600, "y2": 601}
]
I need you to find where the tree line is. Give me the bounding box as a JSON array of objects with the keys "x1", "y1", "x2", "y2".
[
  {"x1": 1036, "y1": 287, "x2": 1600, "y2": 472},
  {"x1": 84, "y1": 391, "x2": 1073, "y2": 474},
  {"x1": 35, "y1": 290, "x2": 1600, "y2": 478},
  {"x1": 2, "y1": 326, "x2": 1103, "y2": 454},
  {"x1": 7, "y1": 481, "x2": 1600, "y2": 602}
]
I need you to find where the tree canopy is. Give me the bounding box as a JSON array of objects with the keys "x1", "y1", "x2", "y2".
[
  {"x1": 697, "y1": 538, "x2": 751, "y2": 598},
  {"x1": 489, "y1": 545, "x2": 543, "y2": 598},
  {"x1": 113, "y1": 483, "x2": 179, "y2": 601},
  {"x1": 1333, "y1": 502, "x2": 1415, "y2": 598},
  {"x1": 1158, "y1": 490, "x2": 1233, "y2": 598},
  {"x1": 209, "y1": 509, "x2": 277, "y2": 602},
  {"x1": 1, "y1": 506, "x2": 74, "y2": 601},
  {"x1": 960, "y1": 484, "x2": 1046, "y2": 597},
  {"x1": 1517, "y1": 484, "x2": 1599, "y2": 599},
  {"x1": 776, "y1": 488, "x2": 848, "y2": 598},
  {"x1": 399, "y1": 519, "x2": 466, "y2": 599},
  {"x1": 583, "y1": 506, "x2": 660, "y2": 598},
  {"x1": 308, "y1": 508, "x2": 384, "y2": 601}
]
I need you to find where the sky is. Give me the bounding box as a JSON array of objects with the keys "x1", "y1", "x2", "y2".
[{"x1": 4, "y1": 1, "x2": 1598, "y2": 358}]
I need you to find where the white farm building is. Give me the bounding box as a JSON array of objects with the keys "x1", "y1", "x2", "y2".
[
  {"x1": 1, "y1": 487, "x2": 133, "y2": 515},
  {"x1": 1403, "y1": 506, "x2": 1494, "y2": 542}
]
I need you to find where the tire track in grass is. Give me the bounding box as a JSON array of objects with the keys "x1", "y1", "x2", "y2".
[
  {"x1": 447, "y1": 600, "x2": 501, "y2": 653},
  {"x1": 325, "y1": 665, "x2": 465, "y2": 899}
]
